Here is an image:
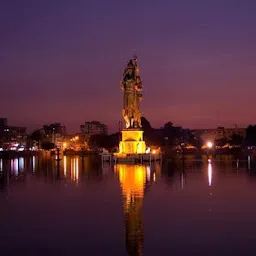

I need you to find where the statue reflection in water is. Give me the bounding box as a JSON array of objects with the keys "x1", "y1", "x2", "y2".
[{"x1": 115, "y1": 164, "x2": 153, "y2": 256}]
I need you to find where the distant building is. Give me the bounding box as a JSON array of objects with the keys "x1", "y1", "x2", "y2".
[
  {"x1": 0, "y1": 118, "x2": 7, "y2": 127},
  {"x1": 0, "y1": 118, "x2": 27, "y2": 148},
  {"x1": 42, "y1": 123, "x2": 66, "y2": 144},
  {"x1": 80, "y1": 121, "x2": 108, "y2": 137},
  {"x1": 192, "y1": 127, "x2": 246, "y2": 143}
]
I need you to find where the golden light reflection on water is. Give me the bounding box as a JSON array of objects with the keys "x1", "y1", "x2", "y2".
[
  {"x1": 63, "y1": 156, "x2": 67, "y2": 177},
  {"x1": 115, "y1": 164, "x2": 148, "y2": 256},
  {"x1": 70, "y1": 158, "x2": 79, "y2": 183},
  {"x1": 76, "y1": 158, "x2": 79, "y2": 182},
  {"x1": 116, "y1": 165, "x2": 146, "y2": 206}
]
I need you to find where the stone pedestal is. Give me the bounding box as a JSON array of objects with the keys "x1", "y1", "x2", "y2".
[{"x1": 119, "y1": 129, "x2": 146, "y2": 154}]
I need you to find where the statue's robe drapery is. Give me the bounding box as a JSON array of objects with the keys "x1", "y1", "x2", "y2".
[{"x1": 121, "y1": 57, "x2": 143, "y2": 129}]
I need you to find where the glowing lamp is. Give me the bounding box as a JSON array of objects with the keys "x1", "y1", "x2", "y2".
[
  {"x1": 145, "y1": 147, "x2": 150, "y2": 154},
  {"x1": 207, "y1": 141, "x2": 213, "y2": 149}
]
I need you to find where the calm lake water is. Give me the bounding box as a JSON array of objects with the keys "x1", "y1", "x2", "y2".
[{"x1": 1, "y1": 154, "x2": 256, "y2": 255}]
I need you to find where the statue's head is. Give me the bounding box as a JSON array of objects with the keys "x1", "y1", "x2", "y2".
[
  {"x1": 125, "y1": 61, "x2": 134, "y2": 77},
  {"x1": 130, "y1": 58, "x2": 134, "y2": 63},
  {"x1": 123, "y1": 58, "x2": 137, "y2": 81},
  {"x1": 127, "y1": 59, "x2": 133, "y2": 68}
]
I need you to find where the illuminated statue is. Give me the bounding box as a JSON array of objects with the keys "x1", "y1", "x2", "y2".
[{"x1": 121, "y1": 56, "x2": 143, "y2": 129}]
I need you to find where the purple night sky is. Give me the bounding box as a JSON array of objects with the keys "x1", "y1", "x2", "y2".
[{"x1": 1, "y1": 0, "x2": 256, "y2": 133}]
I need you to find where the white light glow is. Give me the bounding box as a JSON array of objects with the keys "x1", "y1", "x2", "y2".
[
  {"x1": 32, "y1": 156, "x2": 36, "y2": 173},
  {"x1": 207, "y1": 141, "x2": 213, "y2": 149},
  {"x1": 11, "y1": 159, "x2": 19, "y2": 176},
  {"x1": 19, "y1": 157, "x2": 24, "y2": 171},
  {"x1": 208, "y1": 162, "x2": 212, "y2": 187},
  {"x1": 146, "y1": 166, "x2": 151, "y2": 181},
  {"x1": 71, "y1": 158, "x2": 79, "y2": 183}
]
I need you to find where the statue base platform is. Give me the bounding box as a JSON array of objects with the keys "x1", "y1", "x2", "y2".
[
  {"x1": 107, "y1": 129, "x2": 162, "y2": 164},
  {"x1": 118, "y1": 129, "x2": 146, "y2": 154},
  {"x1": 113, "y1": 152, "x2": 161, "y2": 164}
]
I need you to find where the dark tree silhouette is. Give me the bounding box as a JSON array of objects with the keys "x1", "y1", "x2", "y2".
[
  {"x1": 163, "y1": 122, "x2": 173, "y2": 130},
  {"x1": 215, "y1": 138, "x2": 228, "y2": 147},
  {"x1": 30, "y1": 129, "x2": 44, "y2": 142},
  {"x1": 88, "y1": 134, "x2": 117, "y2": 149},
  {"x1": 230, "y1": 134, "x2": 243, "y2": 146},
  {"x1": 246, "y1": 125, "x2": 256, "y2": 146},
  {"x1": 141, "y1": 116, "x2": 152, "y2": 132},
  {"x1": 41, "y1": 141, "x2": 55, "y2": 150}
]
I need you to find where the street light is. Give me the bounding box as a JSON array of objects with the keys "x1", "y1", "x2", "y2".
[
  {"x1": 206, "y1": 141, "x2": 213, "y2": 161},
  {"x1": 207, "y1": 141, "x2": 213, "y2": 149}
]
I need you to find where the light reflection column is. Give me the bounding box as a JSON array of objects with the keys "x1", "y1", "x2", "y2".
[
  {"x1": 32, "y1": 156, "x2": 36, "y2": 173},
  {"x1": 71, "y1": 159, "x2": 73, "y2": 181},
  {"x1": 208, "y1": 160, "x2": 212, "y2": 187},
  {"x1": 115, "y1": 164, "x2": 147, "y2": 256},
  {"x1": 248, "y1": 156, "x2": 251, "y2": 170},
  {"x1": 71, "y1": 158, "x2": 79, "y2": 184},
  {"x1": 146, "y1": 166, "x2": 150, "y2": 182},
  {"x1": 181, "y1": 171, "x2": 185, "y2": 190},
  {"x1": 0, "y1": 159, "x2": 2, "y2": 172},
  {"x1": 11, "y1": 159, "x2": 19, "y2": 176},
  {"x1": 19, "y1": 157, "x2": 24, "y2": 172},
  {"x1": 63, "y1": 156, "x2": 67, "y2": 178},
  {"x1": 75, "y1": 157, "x2": 79, "y2": 183}
]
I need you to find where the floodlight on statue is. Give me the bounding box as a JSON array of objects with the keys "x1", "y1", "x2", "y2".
[{"x1": 145, "y1": 147, "x2": 150, "y2": 154}]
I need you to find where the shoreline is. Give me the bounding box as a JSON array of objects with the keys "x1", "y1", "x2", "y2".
[{"x1": 0, "y1": 149, "x2": 253, "y2": 159}]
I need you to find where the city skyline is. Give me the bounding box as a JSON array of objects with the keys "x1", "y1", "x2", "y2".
[{"x1": 1, "y1": 1, "x2": 256, "y2": 133}]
